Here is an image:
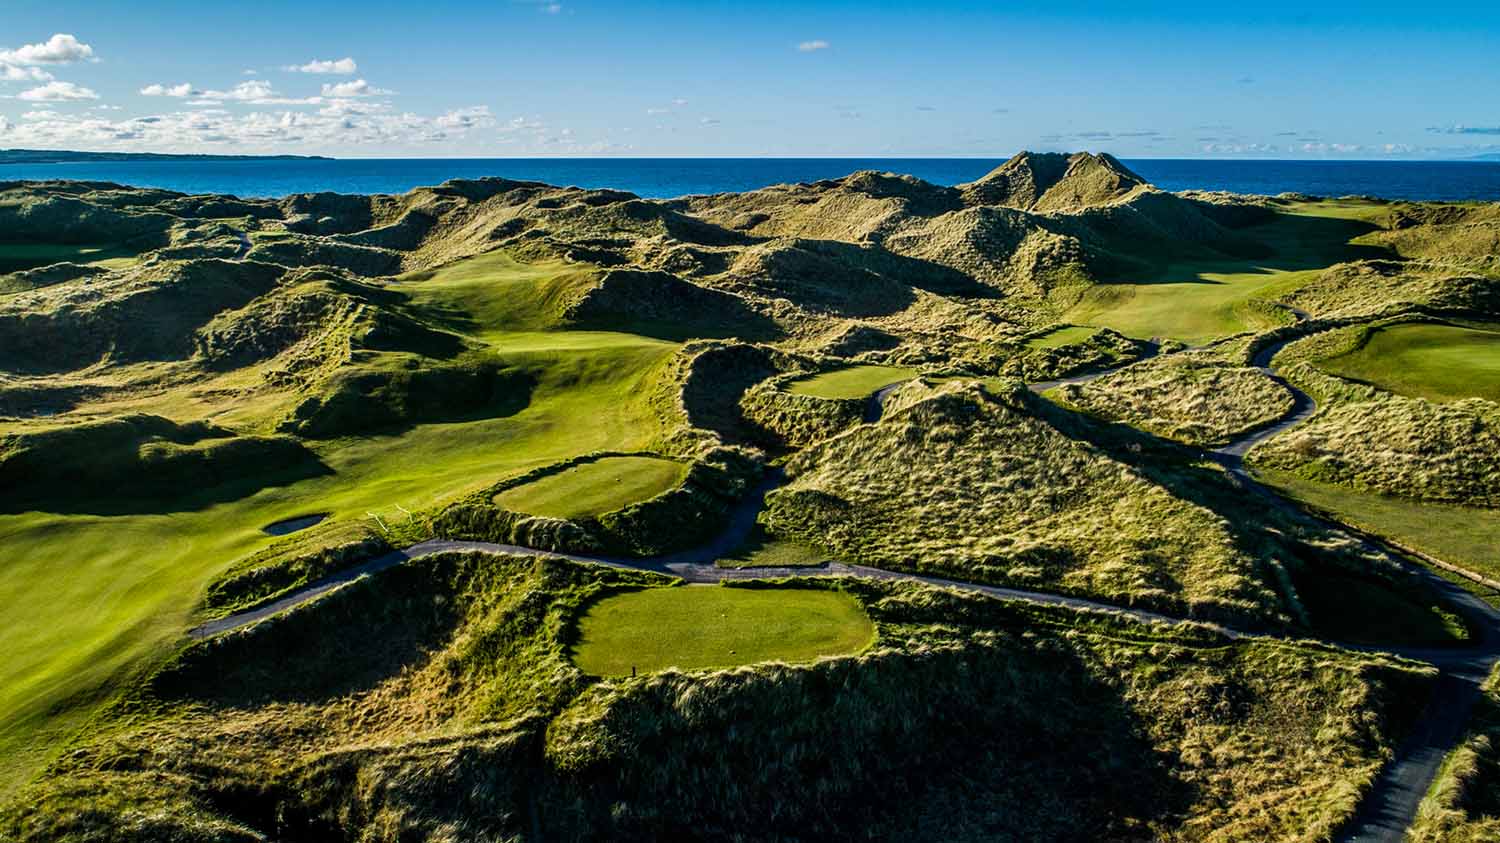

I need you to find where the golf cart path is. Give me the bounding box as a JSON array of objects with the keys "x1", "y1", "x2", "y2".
[{"x1": 189, "y1": 332, "x2": 1500, "y2": 843}]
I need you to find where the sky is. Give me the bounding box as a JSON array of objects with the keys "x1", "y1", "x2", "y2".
[{"x1": 1, "y1": 0, "x2": 1498, "y2": 159}]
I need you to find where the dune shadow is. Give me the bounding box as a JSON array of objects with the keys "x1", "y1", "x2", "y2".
[{"x1": 1114, "y1": 211, "x2": 1390, "y2": 286}]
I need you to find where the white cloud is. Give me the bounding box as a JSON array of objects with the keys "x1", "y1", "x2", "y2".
[
  {"x1": 208, "y1": 79, "x2": 274, "y2": 100},
  {"x1": 18, "y1": 81, "x2": 99, "y2": 101},
  {"x1": 1, "y1": 64, "x2": 53, "y2": 82},
  {"x1": 700, "y1": 117, "x2": 720, "y2": 125},
  {"x1": 320, "y1": 78, "x2": 393, "y2": 98},
  {"x1": 0, "y1": 33, "x2": 95, "y2": 65},
  {"x1": 192, "y1": 80, "x2": 322, "y2": 106},
  {"x1": 797, "y1": 40, "x2": 830, "y2": 52},
  {"x1": 140, "y1": 82, "x2": 195, "y2": 97},
  {"x1": 0, "y1": 100, "x2": 499, "y2": 152},
  {"x1": 543, "y1": 3, "x2": 562, "y2": 13},
  {"x1": 671, "y1": 97, "x2": 688, "y2": 106},
  {"x1": 286, "y1": 57, "x2": 357, "y2": 74},
  {"x1": 434, "y1": 105, "x2": 494, "y2": 130}
]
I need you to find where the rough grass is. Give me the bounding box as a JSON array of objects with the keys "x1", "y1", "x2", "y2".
[
  {"x1": 571, "y1": 584, "x2": 875, "y2": 675},
  {"x1": 1249, "y1": 385, "x2": 1500, "y2": 507},
  {"x1": 1315, "y1": 321, "x2": 1500, "y2": 404},
  {"x1": 493, "y1": 455, "x2": 686, "y2": 520},
  {"x1": 785, "y1": 363, "x2": 918, "y2": 399},
  {"x1": 1410, "y1": 666, "x2": 1500, "y2": 843},
  {"x1": 1053, "y1": 350, "x2": 1294, "y2": 447},
  {"x1": 0, "y1": 552, "x2": 1435, "y2": 843}
]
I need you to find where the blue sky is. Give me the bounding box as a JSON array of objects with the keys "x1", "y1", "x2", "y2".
[{"x1": 1, "y1": 0, "x2": 1497, "y2": 158}]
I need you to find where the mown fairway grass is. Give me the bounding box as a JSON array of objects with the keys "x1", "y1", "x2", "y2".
[
  {"x1": 494, "y1": 455, "x2": 686, "y2": 519},
  {"x1": 1257, "y1": 467, "x2": 1500, "y2": 585},
  {"x1": 1065, "y1": 202, "x2": 1388, "y2": 343},
  {"x1": 1314, "y1": 321, "x2": 1500, "y2": 404},
  {"x1": 0, "y1": 253, "x2": 678, "y2": 797},
  {"x1": 1027, "y1": 325, "x2": 1099, "y2": 349},
  {"x1": 571, "y1": 585, "x2": 874, "y2": 675},
  {"x1": 786, "y1": 364, "x2": 918, "y2": 400},
  {"x1": 0, "y1": 242, "x2": 143, "y2": 274}
]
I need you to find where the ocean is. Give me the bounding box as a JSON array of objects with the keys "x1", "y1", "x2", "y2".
[{"x1": 3, "y1": 157, "x2": 1499, "y2": 202}]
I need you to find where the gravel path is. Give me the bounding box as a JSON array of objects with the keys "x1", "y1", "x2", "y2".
[{"x1": 189, "y1": 332, "x2": 1500, "y2": 840}]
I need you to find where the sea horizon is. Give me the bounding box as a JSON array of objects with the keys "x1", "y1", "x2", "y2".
[{"x1": 4, "y1": 156, "x2": 1500, "y2": 203}]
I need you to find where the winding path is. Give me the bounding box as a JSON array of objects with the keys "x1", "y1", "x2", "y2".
[{"x1": 189, "y1": 336, "x2": 1500, "y2": 842}]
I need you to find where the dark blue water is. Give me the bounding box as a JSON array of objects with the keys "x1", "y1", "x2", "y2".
[{"x1": 4, "y1": 157, "x2": 1499, "y2": 202}]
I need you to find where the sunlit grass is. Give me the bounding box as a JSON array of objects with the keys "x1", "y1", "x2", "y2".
[
  {"x1": 1315, "y1": 321, "x2": 1500, "y2": 404},
  {"x1": 494, "y1": 455, "x2": 686, "y2": 520},
  {"x1": 786, "y1": 364, "x2": 918, "y2": 400},
  {"x1": 571, "y1": 585, "x2": 874, "y2": 675}
]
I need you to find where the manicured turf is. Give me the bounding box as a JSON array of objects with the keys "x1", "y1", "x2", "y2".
[
  {"x1": 0, "y1": 242, "x2": 142, "y2": 274},
  {"x1": 1257, "y1": 467, "x2": 1500, "y2": 586},
  {"x1": 571, "y1": 585, "x2": 875, "y2": 675},
  {"x1": 1314, "y1": 322, "x2": 1500, "y2": 404},
  {"x1": 1027, "y1": 325, "x2": 1099, "y2": 349},
  {"x1": 786, "y1": 364, "x2": 918, "y2": 400},
  {"x1": 1065, "y1": 202, "x2": 1387, "y2": 343},
  {"x1": 0, "y1": 254, "x2": 679, "y2": 796},
  {"x1": 494, "y1": 456, "x2": 686, "y2": 519}
]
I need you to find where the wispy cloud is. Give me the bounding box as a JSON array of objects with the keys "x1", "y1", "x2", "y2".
[
  {"x1": 797, "y1": 40, "x2": 830, "y2": 52},
  {"x1": 286, "y1": 57, "x2": 357, "y2": 74},
  {"x1": 0, "y1": 100, "x2": 499, "y2": 151},
  {"x1": 192, "y1": 80, "x2": 323, "y2": 106},
  {"x1": 513, "y1": 0, "x2": 563, "y2": 13},
  {"x1": 1428, "y1": 125, "x2": 1500, "y2": 136},
  {"x1": 0, "y1": 64, "x2": 52, "y2": 82}
]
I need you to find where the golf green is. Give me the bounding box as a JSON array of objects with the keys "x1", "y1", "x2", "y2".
[{"x1": 572, "y1": 586, "x2": 875, "y2": 675}]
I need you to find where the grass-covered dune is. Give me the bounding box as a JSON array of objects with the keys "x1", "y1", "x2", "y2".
[
  {"x1": 765, "y1": 381, "x2": 1291, "y2": 626},
  {"x1": 1052, "y1": 348, "x2": 1294, "y2": 447},
  {"x1": 0, "y1": 551, "x2": 1434, "y2": 843},
  {"x1": 0, "y1": 163, "x2": 1497, "y2": 832}
]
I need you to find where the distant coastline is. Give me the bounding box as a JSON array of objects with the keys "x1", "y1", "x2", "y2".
[{"x1": 0, "y1": 148, "x2": 334, "y2": 165}]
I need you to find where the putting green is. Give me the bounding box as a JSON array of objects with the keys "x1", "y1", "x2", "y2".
[
  {"x1": 571, "y1": 586, "x2": 875, "y2": 675},
  {"x1": 1027, "y1": 325, "x2": 1099, "y2": 349},
  {"x1": 494, "y1": 455, "x2": 687, "y2": 520},
  {"x1": 786, "y1": 364, "x2": 918, "y2": 400},
  {"x1": 1314, "y1": 322, "x2": 1500, "y2": 404}
]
